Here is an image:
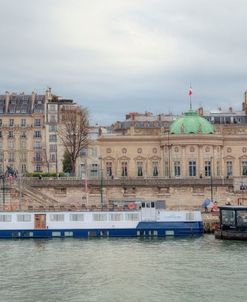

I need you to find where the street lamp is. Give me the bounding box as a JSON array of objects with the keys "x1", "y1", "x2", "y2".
[
  {"x1": 210, "y1": 156, "x2": 213, "y2": 202},
  {"x1": 99, "y1": 156, "x2": 103, "y2": 204},
  {"x1": 0, "y1": 174, "x2": 5, "y2": 208},
  {"x1": 1, "y1": 153, "x2": 6, "y2": 209}
]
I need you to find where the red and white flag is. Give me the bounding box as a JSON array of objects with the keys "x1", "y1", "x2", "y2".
[{"x1": 188, "y1": 87, "x2": 192, "y2": 96}]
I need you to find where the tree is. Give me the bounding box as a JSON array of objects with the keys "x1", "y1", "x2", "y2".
[
  {"x1": 58, "y1": 105, "x2": 89, "y2": 176},
  {"x1": 62, "y1": 150, "x2": 72, "y2": 174}
]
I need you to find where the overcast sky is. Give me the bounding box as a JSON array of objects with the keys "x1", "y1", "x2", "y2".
[{"x1": 0, "y1": 0, "x2": 247, "y2": 124}]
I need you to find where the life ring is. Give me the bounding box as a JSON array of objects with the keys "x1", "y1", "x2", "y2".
[{"x1": 128, "y1": 203, "x2": 136, "y2": 210}]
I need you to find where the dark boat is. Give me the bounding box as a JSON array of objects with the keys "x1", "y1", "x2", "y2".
[{"x1": 215, "y1": 205, "x2": 247, "y2": 240}]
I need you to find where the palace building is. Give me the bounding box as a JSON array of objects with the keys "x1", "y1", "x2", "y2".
[{"x1": 97, "y1": 106, "x2": 247, "y2": 180}]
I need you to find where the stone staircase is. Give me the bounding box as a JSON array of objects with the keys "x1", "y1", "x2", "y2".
[{"x1": 12, "y1": 181, "x2": 59, "y2": 208}]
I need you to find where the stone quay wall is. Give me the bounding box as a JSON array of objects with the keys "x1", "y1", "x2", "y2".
[{"x1": 17, "y1": 177, "x2": 245, "y2": 209}]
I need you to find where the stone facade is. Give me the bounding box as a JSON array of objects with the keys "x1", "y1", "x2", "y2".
[{"x1": 0, "y1": 89, "x2": 78, "y2": 174}]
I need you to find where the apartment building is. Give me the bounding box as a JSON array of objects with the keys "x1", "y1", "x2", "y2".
[{"x1": 0, "y1": 88, "x2": 76, "y2": 175}]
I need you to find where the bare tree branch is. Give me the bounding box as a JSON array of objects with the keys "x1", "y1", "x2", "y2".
[{"x1": 58, "y1": 105, "x2": 89, "y2": 175}]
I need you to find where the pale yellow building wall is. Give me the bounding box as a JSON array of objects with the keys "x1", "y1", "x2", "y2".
[{"x1": 97, "y1": 125, "x2": 247, "y2": 179}]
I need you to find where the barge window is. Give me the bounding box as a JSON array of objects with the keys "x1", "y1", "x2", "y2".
[
  {"x1": 93, "y1": 213, "x2": 107, "y2": 221},
  {"x1": 0, "y1": 214, "x2": 12, "y2": 222},
  {"x1": 125, "y1": 213, "x2": 139, "y2": 221},
  {"x1": 70, "y1": 214, "x2": 84, "y2": 221},
  {"x1": 23, "y1": 231, "x2": 33, "y2": 237},
  {"x1": 222, "y1": 210, "x2": 235, "y2": 226},
  {"x1": 109, "y1": 213, "x2": 123, "y2": 221},
  {"x1": 52, "y1": 232, "x2": 61, "y2": 237},
  {"x1": 64, "y1": 232, "x2": 73, "y2": 237},
  {"x1": 50, "y1": 214, "x2": 64, "y2": 222},
  {"x1": 236, "y1": 211, "x2": 247, "y2": 227},
  {"x1": 17, "y1": 214, "x2": 31, "y2": 222},
  {"x1": 186, "y1": 212, "x2": 194, "y2": 221},
  {"x1": 166, "y1": 230, "x2": 174, "y2": 236}
]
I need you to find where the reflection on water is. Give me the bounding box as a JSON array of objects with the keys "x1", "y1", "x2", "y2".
[{"x1": 0, "y1": 235, "x2": 246, "y2": 302}]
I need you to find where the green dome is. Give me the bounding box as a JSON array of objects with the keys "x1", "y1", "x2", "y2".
[{"x1": 170, "y1": 110, "x2": 214, "y2": 134}]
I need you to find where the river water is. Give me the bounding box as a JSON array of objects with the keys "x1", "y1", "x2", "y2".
[{"x1": 0, "y1": 235, "x2": 246, "y2": 302}]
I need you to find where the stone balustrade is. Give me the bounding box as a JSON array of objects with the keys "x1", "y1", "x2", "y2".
[{"x1": 22, "y1": 177, "x2": 233, "y2": 188}]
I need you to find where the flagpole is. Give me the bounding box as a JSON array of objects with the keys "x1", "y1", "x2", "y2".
[{"x1": 189, "y1": 83, "x2": 192, "y2": 110}]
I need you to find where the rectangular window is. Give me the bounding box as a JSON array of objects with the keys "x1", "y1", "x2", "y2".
[
  {"x1": 136, "y1": 161, "x2": 143, "y2": 177},
  {"x1": 20, "y1": 131, "x2": 26, "y2": 138},
  {"x1": 90, "y1": 163, "x2": 98, "y2": 177},
  {"x1": 21, "y1": 164, "x2": 27, "y2": 173},
  {"x1": 34, "y1": 131, "x2": 41, "y2": 138},
  {"x1": 0, "y1": 215, "x2": 12, "y2": 222},
  {"x1": 64, "y1": 231, "x2": 73, "y2": 237},
  {"x1": 121, "y1": 161, "x2": 128, "y2": 177},
  {"x1": 125, "y1": 213, "x2": 139, "y2": 221},
  {"x1": 34, "y1": 119, "x2": 41, "y2": 127},
  {"x1": 9, "y1": 119, "x2": 14, "y2": 127},
  {"x1": 226, "y1": 161, "x2": 232, "y2": 176},
  {"x1": 49, "y1": 144, "x2": 57, "y2": 152},
  {"x1": 174, "y1": 161, "x2": 181, "y2": 177},
  {"x1": 48, "y1": 104, "x2": 57, "y2": 111},
  {"x1": 50, "y1": 214, "x2": 64, "y2": 221},
  {"x1": 8, "y1": 152, "x2": 15, "y2": 162},
  {"x1": 204, "y1": 161, "x2": 211, "y2": 176},
  {"x1": 35, "y1": 164, "x2": 42, "y2": 172},
  {"x1": 8, "y1": 140, "x2": 15, "y2": 149},
  {"x1": 189, "y1": 161, "x2": 196, "y2": 176},
  {"x1": 49, "y1": 134, "x2": 57, "y2": 142},
  {"x1": 0, "y1": 131, "x2": 2, "y2": 138},
  {"x1": 106, "y1": 162, "x2": 112, "y2": 177},
  {"x1": 152, "y1": 161, "x2": 159, "y2": 176},
  {"x1": 93, "y1": 213, "x2": 107, "y2": 221},
  {"x1": 49, "y1": 153, "x2": 56, "y2": 162},
  {"x1": 8, "y1": 131, "x2": 14, "y2": 138},
  {"x1": 186, "y1": 212, "x2": 195, "y2": 221},
  {"x1": 91, "y1": 147, "x2": 97, "y2": 157},
  {"x1": 20, "y1": 152, "x2": 27, "y2": 162},
  {"x1": 17, "y1": 214, "x2": 31, "y2": 222},
  {"x1": 34, "y1": 153, "x2": 42, "y2": 161},
  {"x1": 21, "y1": 119, "x2": 26, "y2": 127},
  {"x1": 49, "y1": 115, "x2": 57, "y2": 123},
  {"x1": 49, "y1": 125, "x2": 57, "y2": 132},
  {"x1": 34, "y1": 141, "x2": 42, "y2": 149},
  {"x1": 242, "y1": 161, "x2": 247, "y2": 176},
  {"x1": 70, "y1": 214, "x2": 84, "y2": 221},
  {"x1": 109, "y1": 213, "x2": 123, "y2": 221},
  {"x1": 52, "y1": 232, "x2": 61, "y2": 237}
]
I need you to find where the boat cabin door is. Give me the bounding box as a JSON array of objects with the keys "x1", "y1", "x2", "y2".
[
  {"x1": 34, "y1": 214, "x2": 46, "y2": 229},
  {"x1": 141, "y1": 202, "x2": 156, "y2": 221}
]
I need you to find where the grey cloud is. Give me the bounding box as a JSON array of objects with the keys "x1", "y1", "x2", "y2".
[{"x1": 0, "y1": 0, "x2": 246, "y2": 124}]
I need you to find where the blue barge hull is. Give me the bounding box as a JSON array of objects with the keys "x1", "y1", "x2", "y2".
[{"x1": 0, "y1": 223, "x2": 203, "y2": 239}]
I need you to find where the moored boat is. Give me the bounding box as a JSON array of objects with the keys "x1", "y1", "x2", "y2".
[
  {"x1": 215, "y1": 205, "x2": 247, "y2": 240},
  {"x1": 0, "y1": 201, "x2": 203, "y2": 239}
]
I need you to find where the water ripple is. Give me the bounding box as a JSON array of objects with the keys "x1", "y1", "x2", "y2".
[{"x1": 0, "y1": 236, "x2": 246, "y2": 302}]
